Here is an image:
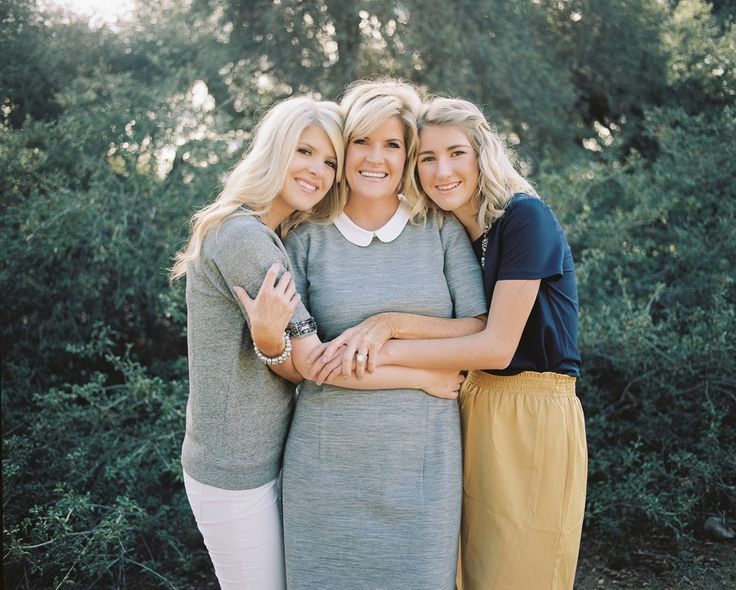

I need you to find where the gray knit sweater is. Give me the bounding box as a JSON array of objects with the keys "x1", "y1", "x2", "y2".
[{"x1": 181, "y1": 214, "x2": 311, "y2": 490}]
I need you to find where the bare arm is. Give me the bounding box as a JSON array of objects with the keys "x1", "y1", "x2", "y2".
[
  {"x1": 292, "y1": 335, "x2": 464, "y2": 399},
  {"x1": 233, "y1": 283, "x2": 463, "y2": 397},
  {"x1": 377, "y1": 279, "x2": 540, "y2": 371},
  {"x1": 307, "y1": 312, "x2": 486, "y2": 379}
]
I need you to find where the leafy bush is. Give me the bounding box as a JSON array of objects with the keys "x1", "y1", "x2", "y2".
[
  {"x1": 540, "y1": 106, "x2": 736, "y2": 554},
  {"x1": 3, "y1": 334, "x2": 211, "y2": 588}
]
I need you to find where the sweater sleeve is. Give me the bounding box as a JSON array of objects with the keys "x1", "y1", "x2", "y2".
[{"x1": 203, "y1": 216, "x2": 312, "y2": 329}]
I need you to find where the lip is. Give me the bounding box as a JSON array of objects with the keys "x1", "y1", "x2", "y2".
[
  {"x1": 295, "y1": 177, "x2": 319, "y2": 192},
  {"x1": 359, "y1": 170, "x2": 388, "y2": 179},
  {"x1": 435, "y1": 181, "x2": 461, "y2": 192}
]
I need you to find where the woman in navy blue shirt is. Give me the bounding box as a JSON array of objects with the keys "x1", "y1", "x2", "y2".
[{"x1": 310, "y1": 97, "x2": 587, "y2": 590}]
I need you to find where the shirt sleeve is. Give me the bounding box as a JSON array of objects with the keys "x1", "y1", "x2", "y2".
[
  {"x1": 497, "y1": 197, "x2": 565, "y2": 281},
  {"x1": 205, "y1": 217, "x2": 312, "y2": 329},
  {"x1": 439, "y1": 215, "x2": 488, "y2": 318}
]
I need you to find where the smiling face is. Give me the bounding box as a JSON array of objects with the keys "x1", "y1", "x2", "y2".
[
  {"x1": 345, "y1": 116, "x2": 407, "y2": 203},
  {"x1": 417, "y1": 124, "x2": 479, "y2": 215},
  {"x1": 276, "y1": 125, "x2": 338, "y2": 213}
]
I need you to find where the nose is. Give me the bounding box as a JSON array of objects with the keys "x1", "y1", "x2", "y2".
[
  {"x1": 367, "y1": 145, "x2": 383, "y2": 164},
  {"x1": 437, "y1": 156, "x2": 452, "y2": 178},
  {"x1": 307, "y1": 159, "x2": 323, "y2": 176}
]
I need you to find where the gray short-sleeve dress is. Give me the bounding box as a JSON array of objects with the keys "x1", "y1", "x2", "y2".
[{"x1": 282, "y1": 205, "x2": 487, "y2": 589}]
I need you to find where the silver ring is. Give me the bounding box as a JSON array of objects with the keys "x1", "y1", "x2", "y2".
[{"x1": 355, "y1": 353, "x2": 368, "y2": 363}]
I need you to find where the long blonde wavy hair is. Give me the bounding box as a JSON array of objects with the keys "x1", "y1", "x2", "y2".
[
  {"x1": 171, "y1": 96, "x2": 344, "y2": 280},
  {"x1": 417, "y1": 97, "x2": 536, "y2": 230},
  {"x1": 339, "y1": 79, "x2": 425, "y2": 220}
]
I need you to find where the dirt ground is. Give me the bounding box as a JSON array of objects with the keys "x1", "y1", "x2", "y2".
[{"x1": 574, "y1": 537, "x2": 736, "y2": 589}]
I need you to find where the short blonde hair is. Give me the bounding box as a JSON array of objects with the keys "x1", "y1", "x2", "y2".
[
  {"x1": 339, "y1": 79, "x2": 425, "y2": 219},
  {"x1": 171, "y1": 96, "x2": 344, "y2": 280},
  {"x1": 418, "y1": 97, "x2": 536, "y2": 229}
]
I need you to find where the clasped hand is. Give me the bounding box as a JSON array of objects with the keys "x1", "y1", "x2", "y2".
[
  {"x1": 233, "y1": 263, "x2": 301, "y2": 355},
  {"x1": 305, "y1": 313, "x2": 394, "y2": 383}
]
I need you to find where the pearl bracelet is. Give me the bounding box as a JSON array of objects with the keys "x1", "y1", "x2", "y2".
[{"x1": 253, "y1": 332, "x2": 292, "y2": 365}]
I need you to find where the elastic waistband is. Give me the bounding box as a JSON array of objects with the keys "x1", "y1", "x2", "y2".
[{"x1": 464, "y1": 370, "x2": 576, "y2": 397}]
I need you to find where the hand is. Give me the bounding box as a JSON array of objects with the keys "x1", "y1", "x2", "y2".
[
  {"x1": 306, "y1": 313, "x2": 394, "y2": 380},
  {"x1": 312, "y1": 344, "x2": 352, "y2": 385},
  {"x1": 233, "y1": 263, "x2": 301, "y2": 356},
  {"x1": 420, "y1": 370, "x2": 465, "y2": 400}
]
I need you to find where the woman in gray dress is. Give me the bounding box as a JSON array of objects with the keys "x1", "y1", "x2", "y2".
[{"x1": 278, "y1": 80, "x2": 488, "y2": 590}]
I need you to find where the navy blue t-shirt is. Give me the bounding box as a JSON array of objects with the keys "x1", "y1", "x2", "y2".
[{"x1": 472, "y1": 193, "x2": 581, "y2": 377}]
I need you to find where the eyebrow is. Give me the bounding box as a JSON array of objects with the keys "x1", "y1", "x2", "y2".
[
  {"x1": 354, "y1": 135, "x2": 404, "y2": 144},
  {"x1": 299, "y1": 142, "x2": 337, "y2": 159},
  {"x1": 418, "y1": 143, "x2": 472, "y2": 156}
]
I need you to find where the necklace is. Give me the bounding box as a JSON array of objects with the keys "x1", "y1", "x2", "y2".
[{"x1": 480, "y1": 223, "x2": 491, "y2": 269}]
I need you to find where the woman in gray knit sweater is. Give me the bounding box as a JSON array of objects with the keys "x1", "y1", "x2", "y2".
[{"x1": 170, "y1": 96, "x2": 345, "y2": 590}]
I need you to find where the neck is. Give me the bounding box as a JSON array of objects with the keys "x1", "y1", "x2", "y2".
[
  {"x1": 259, "y1": 196, "x2": 293, "y2": 230},
  {"x1": 453, "y1": 200, "x2": 484, "y2": 241},
  {"x1": 343, "y1": 193, "x2": 401, "y2": 231}
]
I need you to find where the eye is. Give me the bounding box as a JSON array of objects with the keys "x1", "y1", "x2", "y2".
[
  {"x1": 352, "y1": 138, "x2": 367, "y2": 145},
  {"x1": 451, "y1": 150, "x2": 467, "y2": 157},
  {"x1": 325, "y1": 160, "x2": 337, "y2": 170},
  {"x1": 297, "y1": 147, "x2": 311, "y2": 155},
  {"x1": 419, "y1": 155, "x2": 435, "y2": 163},
  {"x1": 387, "y1": 141, "x2": 401, "y2": 149}
]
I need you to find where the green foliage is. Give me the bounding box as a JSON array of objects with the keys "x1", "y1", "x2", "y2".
[
  {"x1": 3, "y1": 340, "x2": 209, "y2": 588},
  {"x1": 540, "y1": 105, "x2": 736, "y2": 554},
  {"x1": 2, "y1": 0, "x2": 735, "y2": 586},
  {"x1": 664, "y1": 0, "x2": 736, "y2": 111}
]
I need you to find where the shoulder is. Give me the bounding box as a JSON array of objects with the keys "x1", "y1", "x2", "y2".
[
  {"x1": 501, "y1": 193, "x2": 558, "y2": 231},
  {"x1": 440, "y1": 212, "x2": 465, "y2": 232},
  {"x1": 284, "y1": 220, "x2": 330, "y2": 248},
  {"x1": 436, "y1": 212, "x2": 470, "y2": 241},
  {"x1": 216, "y1": 215, "x2": 281, "y2": 247},
  {"x1": 204, "y1": 214, "x2": 281, "y2": 258},
  {"x1": 218, "y1": 214, "x2": 272, "y2": 240},
  {"x1": 285, "y1": 220, "x2": 318, "y2": 240},
  {"x1": 505, "y1": 193, "x2": 551, "y2": 216}
]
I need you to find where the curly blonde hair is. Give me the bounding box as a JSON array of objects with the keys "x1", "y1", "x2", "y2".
[{"x1": 417, "y1": 97, "x2": 536, "y2": 229}]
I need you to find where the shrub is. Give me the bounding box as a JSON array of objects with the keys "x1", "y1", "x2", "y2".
[
  {"x1": 540, "y1": 106, "x2": 736, "y2": 555},
  {"x1": 3, "y1": 334, "x2": 211, "y2": 589}
]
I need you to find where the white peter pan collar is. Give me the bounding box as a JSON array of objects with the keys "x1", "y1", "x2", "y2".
[{"x1": 333, "y1": 199, "x2": 412, "y2": 247}]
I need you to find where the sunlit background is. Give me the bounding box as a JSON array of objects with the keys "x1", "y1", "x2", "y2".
[{"x1": 43, "y1": 0, "x2": 135, "y2": 26}]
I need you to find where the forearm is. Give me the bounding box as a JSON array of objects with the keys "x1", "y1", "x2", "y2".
[
  {"x1": 382, "y1": 312, "x2": 486, "y2": 340},
  {"x1": 251, "y1": 324, "x2": 303, "y2": 384},
  {"x1": 380, "y1": 328, "x2": 512, "y2": 371},
  {"x1": 292, "y1": 334, "x2": 452, "y2": 397},
  {"x1": 380, "y1": 279, "x2": 540, "y2": 371},
  {"x1": 322, "y1": 365, "x2": 430, "y2": 391},
  {"x1": 267, "y1": 358, "x2": 303, "y2": 384}
]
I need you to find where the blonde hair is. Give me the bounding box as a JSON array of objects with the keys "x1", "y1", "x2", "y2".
[
  {"x1": 418, "y1": 97, "x2": 536, "y2": 229},
  {"x1": 171, "y1": 96, "x2": 344, "y2": 280},
  {"x1": 339, "y1": 79, "x2": 425, "y2": 220}
]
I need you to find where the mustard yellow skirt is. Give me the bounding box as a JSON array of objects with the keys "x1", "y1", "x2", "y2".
[{"x1": 457, "y1": 371, "x2": 588, "y2": 590}]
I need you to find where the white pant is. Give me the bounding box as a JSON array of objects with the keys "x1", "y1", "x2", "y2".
[{"x1": 184, "y1": 471, "x2": 286, "y2": 590}]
